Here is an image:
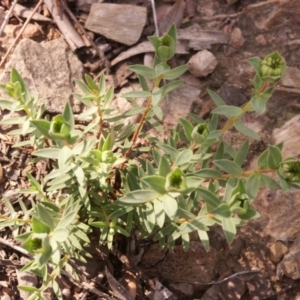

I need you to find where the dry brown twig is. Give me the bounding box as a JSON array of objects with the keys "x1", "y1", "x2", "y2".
[
  {"x1": 173, "y1": 269, "x2": 260, "y2": 286},
  {"x1": 0, "y1": 0, "x2": 43, "y2": 69},
  {"x1": 58, "y1": 0, "x2": 110, "y2": 73},
  {"x1": 0, "y1": 0, "x2": 18, "y2": 37}
]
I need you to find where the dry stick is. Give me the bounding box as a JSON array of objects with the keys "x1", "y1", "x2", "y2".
[
  {"x1": 0, "y1": 0, "x2": 43, "y2": 69},
  {"x1": 58, "y1": 0, "x2": 110, "y2": 73},
  {"x1": 43, "y1": 0, "x2": 85, "y2": 50},
  {"x1": 0, "y1": 0, "x2": 18, "y2": 37},
  {"x1": 173, "y1": 269, "x2": 260, "y2": 286}
]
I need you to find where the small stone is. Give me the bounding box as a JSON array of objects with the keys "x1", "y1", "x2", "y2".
[
  {"x1": 0, "y1": 38, "x2": 84, "y2": 113},
  {"x1": 62, "y1": 288, "x2": 71, "y2": 299},
  {"x1": 220, "y1": 278, "x2": 247, "y2": 300},
  {"x1": 255, "y1": 34, "x2": 268, "y2": 46},
  {"x1": 188, "y1": 50, "x2": 217, "y2": 77},
  {"x1": 277, "y1": 234, "x2": 300, "y2": 280},
  {"x1": 19, "y1": 23, "x2": 41, "y2": 39},
  {"x1": 281, "y1": 67, "x2": 300, "y2": 89},
  {"x1": 269, "y1": 241, "x2": 289, "y2": 263},
  {"x1": 230, "y1": 27, "x2": 245, "y2": 48},
  {"x1": 85, "y1": 4, "x2": 147, "y2": 45},
  {"x1": 219, "y1": 84, "x2": 247, "y2": 106}
]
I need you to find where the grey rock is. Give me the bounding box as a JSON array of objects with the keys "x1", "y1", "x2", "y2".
[
  {"x1": 85, "y1": 3, "x2": 147, "y2": 46},
  {"x1": 245, "y1": 0, "x2": 300, "y2": 31},
  {"x1": 281, "y1": 67, "x2": 300, "y2": 89},
  {"x1": 177, "y1": 24, "x2": 229, "y2": 50},
  {"x1": 188, "y1": 50, "x2": 218, "y2": 77},
  {"x1": 219, "y1": 83, "x2": 247, "y2": 106},
  {"x1": 277, "y1": 233, "x2": 300, "y2": 280},
  {"x1": 229, "y1": 27, "x2": 245, "y2": 49},
  {"x1": 269, "y1": 241, "x2": 289, "y2": 263},
  {"x1": 0, "y1": 38, "x2": 84, "y2": 113}
]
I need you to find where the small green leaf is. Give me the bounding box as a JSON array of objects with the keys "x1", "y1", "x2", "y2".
[
  {"x1": 53, "y1": 280, "x2": 63, "y2": 300},
  {"x1": 157, "y1": 143, "x2": 178, "y2": 161},
  {"x1": 30, "y1": 120, "x2": 52, "y2": 139},
  {"x1": 138, "y1": 75, "x2": 149, "y2": 92},
  {"x1": 141, "y1": 175, "x2": 167, "y2": 194},
  {"x1": 260, "y1": 174, "x2": 281, "y2": 189},
  {"x1": 128, "y1": 65, "x2": 157, "y2": 79},
  {"x1": 102, "y1": 133, "x2": 114, "y2": 151},
  {"x1": 212, "y1": 105, "x2": 243, "y2": 117},
  {"x1": 158, "y1": 155, "x2": 171, "y2": 177},
  {"x1": 155, "y1": 62, "x2": 171, "y2": 76},
  {"x1": 175, "y1": 149, "x2": 193, "y2": 166},
  {"x1": 36, "y1": 204, "x2": 56, "y2": 230},
  {"x1": 18, "y1": 286, "x2": 40, "y2": 292},
  {"x1": 213, "y1": 159, "x2": 242, "y2": 176},
  {"x1": 118, "y1": 190, "x2": 158, "y2": 205},
  {"x1": 0, "y1": 116, "x2": 27, "y2": 125},
  {"x1": 162, "y1": 65, "x2": 189, "y2": 80},
  {"x1": 257, "y1": 149, "x2": 268, "y2": 168},
  {"x1": 63, "y1": 101, "x2": 75, "y2": 130},
  {"x1": 109, "y1": 206, "x2": 134, "y2": 220},
  {"x1": 0, "y1": 99, "x2": 15, "y2": 110},
  {"x1": 152, "y1": 87, "x2": 163, "y2": 106},
  {"x1": 195, "y1": 169, "x2": 222, "y2": 179},
  {"x1": 167, "y1": 24, "x2": 177, "y2": 45},
  {"x1": 32, "y1": 148, "x2": 60, "y2": 159},
  {"x1": 180, "y1": 118, "x2": 194, "y2": 141},
  {"x1": 32, "y1": 217, "x2": 50, "y2": 234},
  {"x1": 198, "y1": 230, "x2": 210, "y2": 251},
  {"x1": 197, "y1": 188, "x2": 221, "y2": 208},
  {"x1": 222, "y1": 217, "x2": 236, "y2": 244},
  {"x1": 248, "y1": 56, "x2": 262, "y2": 73},
  {"x1": 74, "y1": 78, "x2": 92, "y2": 94},
  {"x1": 251, "y1": 95, "x2": 267, "y2": 114},
  {"x1": 85, "y1": 73, "x2": 98, "y2": 90},
  {"x1": 238, "y1": 208, "x2": 260, "y2": 220},
  {"x1": 10, "y1": 68, "x2": 31, "y2": 103},
  {"x1": 122, "y1": 90, "x2": 152, "y2": 99},
  {"x1": 207, "y1": 89, "x2": 226, "y2": 107},
  {"x1": 153, "y1": 199, "x2": 165, "y2": 228},
  {"x1": 234, "y1": 122, "x2": 260, "y2": 140},
  {"x1": 246, "y1": 174, "x2": 261, "y2": 200},
  {"x1": 162, "y1": 194, "x2": 178, "y2": 219},
  {"x1": 160, "y1": 80, "x2": 183, "y2": 98},
  {"x1": 211, "y1": 203, "x2": 231, "y2": 218},
  {"x1": 144, "y1": 202, "x2": 156, "y2": 233},
  {"x1": 58, "y1": 146, "x2": 73, "y2": 172},
  {"x1": 52, "y1": 228, "x2": 69, "y2": 242},
  {"x1": 234, "y1": 139, "x2": 249, "y2": 166},
  {"x1": 267, "y1": 145, "x2": 282, "y2": 169}
]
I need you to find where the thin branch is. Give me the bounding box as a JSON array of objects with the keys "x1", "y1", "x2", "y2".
[
  {"x1": 0, "y1": 237, "x2": 31, "y2": 257},
  {"x1": 43, "y1": 0, "x2": 85, "y2": 51},
  {"x1": 0, "y1": 0, "x2": 18, "y2": 37},
  {"x1": 173, "y1": 269, "x2": 260, "y2": 286},
  {"x1": 58, "y1": 0, "x2": 110, "y2": 73},
  {"x1": 0, "y1": 0, "x2": 43, "y2": 69},
  {"x1": 150, "y1": 0, "x2": 159, "y2": 36}
]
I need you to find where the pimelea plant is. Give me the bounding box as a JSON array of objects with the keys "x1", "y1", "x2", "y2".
[{"x1": 0, "y1": 25, "x2": 298, "y2": 299}]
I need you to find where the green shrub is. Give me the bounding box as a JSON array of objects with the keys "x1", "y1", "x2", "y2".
[{"x1": 0, "y1": 25, "x2": 297, "y2": 299}]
